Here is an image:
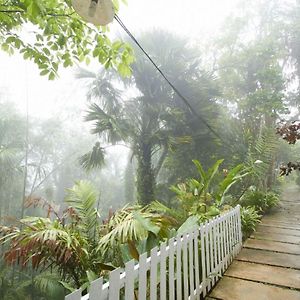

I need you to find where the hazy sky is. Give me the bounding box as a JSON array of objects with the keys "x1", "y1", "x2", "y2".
[
  {"x1": 0, "y1": 0, "x2": 240, "y2": 119},
  {"x1": 115, "y1": 0, "x2": 239, "y2": 39}
]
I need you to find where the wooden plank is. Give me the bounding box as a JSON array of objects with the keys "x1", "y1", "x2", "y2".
[
  {"x1": 182, "y1": 234, "x2": 189, "y2": 300},
  {"x1": 219, "y1": 218, "x2": 225, "y2": 273},
  {"x1": 224, "y1": 216, "x2": 230, "y2": 268},
  {"x1": 212, "y1": 218, "x2": 217, "y2": 285},
  {"x1": 251, "y1": 231, "x2": 300, "y2": 244},
  {"x1": 65, "y1": 289, "x2": 81, "y2": 300},
  {"x1": 262, "y1": 218, "x2": 300, "y2": 224},
  {"x1": 263, "y1": 213, "x2": 300, "y2": 220},
  {"x1": 237, "y1": 206, "x2": 242, "y2": 247},
  {"x1": 125, "y1": 260, "x2": 135, "y2": 300},
  {"x1": 188, "y1": 231, "x2": 195, "y2": 300},
  {"x1": 200, "y1": 225, "x2": 207, "y2": 297},
  {"x1": 138, "y1": 253, "x2": 148, "y2": 300},
  {"x1": 160, "y1": 243, "x2": 167, "y2": 300},
  {"x1": 209, "y1": 277, "x2": 300, "y2": 300},
  {"x1": 109, "y1": 268, "x2": 121, "y2": 299},
  {"x1": 176, "y1": 234, "x2": 182, "y2": 300},
  {"x1": 168, "y1": 238, "x2": 175, "y2": 300},
  {"x1": 150, "y1": 247, "x2": 158, "y2": 300},
  {"x1": 208, "y1": 221, "x2": 214, "y2": 290},
  {"x1": 90, "y1": 278, "x2": 103, "y2": 300},
  {"x1": 232, "y1": 212, "x2": 238, "y2": 256},
  {"x1": 236, "y1": 248, "x2": 300, "y2": 269},
  {"x1": 216, "y1": 219, "x2": 221, "y2": 274},
  {"x1": 193, "y1": 230, "x2": 200, "y2": 298},
  {"x1": 205, "y1": 223, "x2": 211, "y2": 292},
  {"x1": 225, "y1": 260, "x2": 300, "y2": 290},
  {"x1": 258, "y1": 223, "x2": 300, "y2": 231},
  {"x1": 261, "y1": 220, "x2": 300, "y2": 227},
  {"x1": 244, "y1": 238, "x2": 300, "y2": 255},
  {"x1": 262, "y1": 216, "x2": 300, "y2": 222},
  {"x1": 229, "y1": 213, "x2": 234, "y2": 255},
  {"x1": 255, "y1": 225, "x2": 300, "y2": 237}
]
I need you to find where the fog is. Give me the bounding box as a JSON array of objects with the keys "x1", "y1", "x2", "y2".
[
  {"x1": 0, "y1": 0, "x2": 244, "y2": 214},
  {"x1": 0, "y1": 0, "x2": 299, "y2": 298}
]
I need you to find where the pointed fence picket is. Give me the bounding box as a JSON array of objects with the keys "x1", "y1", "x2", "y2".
[{"x1": 65, "y1": 205, "x2": 242, "y2": 300}]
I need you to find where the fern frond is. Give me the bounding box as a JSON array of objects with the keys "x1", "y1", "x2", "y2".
[{"x1": 245, "y1": 127, "x2": 279, "y2": 181}]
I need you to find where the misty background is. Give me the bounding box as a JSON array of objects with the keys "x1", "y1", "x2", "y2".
[{"x1": 2, "y1": 0, "x2": 300, "y2": 299}]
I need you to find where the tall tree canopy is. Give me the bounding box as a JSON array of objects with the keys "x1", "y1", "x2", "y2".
[{"x1": 78, "y1": 31, "x2": 219, "y2": 205}]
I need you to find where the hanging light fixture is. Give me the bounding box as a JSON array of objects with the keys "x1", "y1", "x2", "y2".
[{"x1": 72, "y1": 0, "x2": 114, "y2": 26}]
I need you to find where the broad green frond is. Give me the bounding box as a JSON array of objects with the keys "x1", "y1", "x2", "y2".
[
  {"x1": 98, "y1": 204, "x2": 176, "y2": 254},
  {"x1": 79, "y1": 142, "x2": 105, "y2": 171},
  {"x1": 33, "y1": 273, "x2": 64, "y2": 299},
  {"x1": 85, "y1": 103, "x2": 132, "y2": 144}
]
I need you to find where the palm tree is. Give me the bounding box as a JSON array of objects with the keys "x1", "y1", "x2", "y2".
[{"x1": 77, "y1": 30, "x2": 218, "y2": 205}]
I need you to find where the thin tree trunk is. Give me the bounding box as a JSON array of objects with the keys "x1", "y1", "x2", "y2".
[{"x1": 20, "y1": 97, "x2": 29, "y2": 220}]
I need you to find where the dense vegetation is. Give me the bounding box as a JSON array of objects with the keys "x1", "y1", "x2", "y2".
[{"x1": 1, "y1": 0, "x2": 300, "y2": 298}]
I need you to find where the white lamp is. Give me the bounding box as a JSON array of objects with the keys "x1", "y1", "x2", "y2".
[{"x1": 72, "y1": 0, "x2": 114, "y2": 26}]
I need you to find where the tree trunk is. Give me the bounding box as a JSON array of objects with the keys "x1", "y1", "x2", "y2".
[
  {"x1": 124, "y1": 157, "x2": 136, "y2": 203},
  {"x1": 137, "y1": 143, "x2": 155, "y2": 206}
]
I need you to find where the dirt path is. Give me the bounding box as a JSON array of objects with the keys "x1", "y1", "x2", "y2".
[{"x1": 206, "y1": 185, "x2": 300, "y2": 300}]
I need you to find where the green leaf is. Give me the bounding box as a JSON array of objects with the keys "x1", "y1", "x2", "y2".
[
  {"x1": 177, "y1": 216, "x2": 198, "y2": 235},
  {"x1": 117, "y1": 63, "x2": 131, "y2": 77},
  {"x1": 192, "y1": 160, "x2": 207, "y2": 182},
  {"x1": 86, "y1": 270, "x2": 97, "y2": 283},
  {"x1": 48, "y1": 72, "x2": 56, "y2": 80},
  {"x1": 59, "y1": 281, "x2": 75, "y2": 292},
  {"x1": 40, "y1": 69, "x2": 49, "y2": 76},
  {"x1": 134, "y1": 212, "x2": 160, "y2": 235}
]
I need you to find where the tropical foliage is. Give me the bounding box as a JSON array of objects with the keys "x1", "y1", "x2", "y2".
[
  {"x1": 1, "y1": 0, "x2": 299, "y2": 298},
  {"x1": 240, "y1": 206, "x2": 261, "y2": 238},
  {"x1": 0, "y1": 181, "x2": 177, "y2": 292},
  {"x1": 0, "y1": 0, "x2": 133, "y2": 78},
  {"x1": 77, "y1": 31, "x2": 219, "y2": 205},
  {"x1": 240, "y1": 189, "x2": 280, "y2": 213},
  {"x1": 169, "y1": 159, "x2": 246, "y2": 222}
]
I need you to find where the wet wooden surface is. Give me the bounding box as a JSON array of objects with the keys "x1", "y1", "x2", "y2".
[{"x1": 207, "y1": 185, "x2": 300, "y2": 300}]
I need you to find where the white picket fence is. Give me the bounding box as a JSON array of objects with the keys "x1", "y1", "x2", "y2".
[{"x1": 66, "y1": 205, "x2": 242, "y2": 300}]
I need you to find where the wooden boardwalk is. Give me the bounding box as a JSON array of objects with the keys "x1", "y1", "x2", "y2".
[{"x1": 207, "y1": 186, "x2": 300, "y2": 300}]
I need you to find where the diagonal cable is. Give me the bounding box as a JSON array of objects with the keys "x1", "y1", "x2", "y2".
[{"x1": 114, "y1": 14, "x2": 225, "y2": 143}]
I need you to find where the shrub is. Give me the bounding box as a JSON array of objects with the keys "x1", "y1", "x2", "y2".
[
  {"x1": 264, "y1": 192, "x2": 280, "y2": 209},
  {"x1": 240, "y1": 188, "x2": 279, "y2": 212},
  {"x1": 241, "y1": 206, "x2": 261, "y2": 238}
]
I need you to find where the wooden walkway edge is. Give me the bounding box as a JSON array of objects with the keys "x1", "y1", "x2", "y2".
[{"x1": 206, "y1": 186, "x2": 300, "y2": 300}]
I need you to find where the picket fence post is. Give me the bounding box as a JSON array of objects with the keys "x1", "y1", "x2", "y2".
[{"x1": 65, "y1": 206, "x2": 242, "y2": 300}]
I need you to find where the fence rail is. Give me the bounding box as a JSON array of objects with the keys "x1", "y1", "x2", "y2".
[{"x1": 66, "y1": 205, "x2": 242, "y2": 300}]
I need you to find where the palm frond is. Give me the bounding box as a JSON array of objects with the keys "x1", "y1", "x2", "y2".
[
  {"x1": 33, "y1": 272, "x2": 64, "y2": 299},
  {"x1": 79, "y1": 142, "x2": 105, "y2": 171},
  {"x1": 85, "y1": 103, "x2": 132, "y2": 144},
  {"x1": 76, "y1": 68, "x2": 123, "y2": 114},
  {"x1": 1, "y1": 217, "x2": 85, "y2": 273},
  {"x1": 147, "y1": 200, "x2": 184, "y2": 224},
  {"x1": 98, "y1": 204, "x2": 176, "y2": 254}
]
